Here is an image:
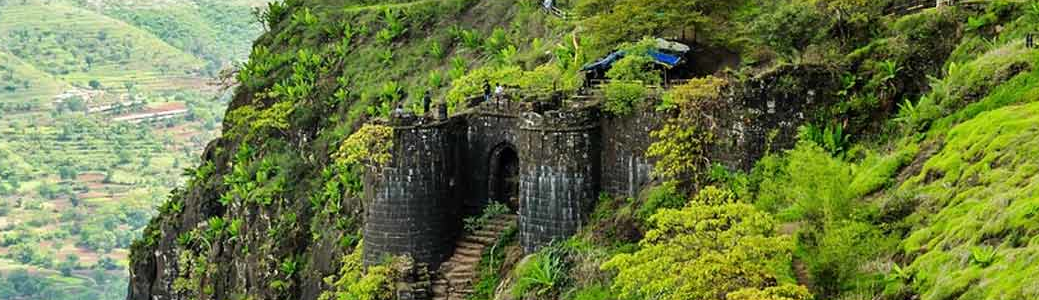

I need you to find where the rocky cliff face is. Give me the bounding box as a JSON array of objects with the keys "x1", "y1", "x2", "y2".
[{"x1": 125, "y1": 2, "x2": 845, "y2": 300}]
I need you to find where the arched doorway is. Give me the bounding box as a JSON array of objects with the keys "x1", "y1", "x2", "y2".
[{"x1": 488, "y1": 145, "x2": 520, "y2": 212}]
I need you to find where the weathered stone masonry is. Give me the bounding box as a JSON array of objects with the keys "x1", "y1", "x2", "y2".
[
  {"x1": 363, "y1": 103, "x2": 621, "y2": 267},
  {"x1": 363, "y1": 65, "x2": 839, "y2": 268}
]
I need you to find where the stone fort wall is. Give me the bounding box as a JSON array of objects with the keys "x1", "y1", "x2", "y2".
[{"x1": 362, "y1": 65, "x2": 838, "y2": 268}]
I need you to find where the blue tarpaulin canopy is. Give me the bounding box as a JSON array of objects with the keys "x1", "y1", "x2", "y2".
[
  {"x1": 580, "y1": 50, "x2": 627, "y2": 72},
  {"x1": 580, "y1": 40, "x2": 688, "y2": 72},
  {"x1": 648, "y1": 51, "x2": 681, "y2": 67}
]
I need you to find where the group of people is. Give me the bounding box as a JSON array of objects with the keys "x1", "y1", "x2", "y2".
[
  {"x1": 482, "y1": 81, "x2": 506, "y2": 104},
  {"x1": 392, "y1": 80, "x2": 506, "y2": 119},
  {"x1": 393, "y1": 90, "x2": 434, "y2": 118}
]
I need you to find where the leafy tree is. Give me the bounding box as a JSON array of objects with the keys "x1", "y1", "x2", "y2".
[
  {"x1": 602, "y1": 187, "x2": 803, "y2": 300},
  {"x1": 749, "y1": 1, "x2": 830, "y2": 57},
  {"x1": 59, "y1": 254, "x2": 80, "y2": 277},
  {"x1": 88, "y1": 79, "x2": 102, "y2": 90},
  {"x1": 576, "y1": 0, "x2": 742, "y2": 48},
  {"x1": 4, "y1": 269, "x2": 48, "y2": 297}
]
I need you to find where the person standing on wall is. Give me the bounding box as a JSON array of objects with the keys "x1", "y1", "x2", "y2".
[
  {"x1": 483, "y1": 81, "x2": 492, "y2": 105},
  {"x1": 423, "y1": 90, "x2": 432, "y2": 116}
]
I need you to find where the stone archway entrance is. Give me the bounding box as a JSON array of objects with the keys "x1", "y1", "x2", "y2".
[{"x1": 488, "y1": 144, "x2": 520, "y2": 212}]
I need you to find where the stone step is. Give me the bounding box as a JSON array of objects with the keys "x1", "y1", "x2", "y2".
[
  {"x1": 446, "y1": 270, "x2": 474, "y2": 280},
  {"x1": 455, "y1": 241, "x2": 484, "y2": 250},
  {"x1": 472, "y1": 229, "x2": 502, "y2": 239},
  {"x1": 462, "y1": 235, "x2": 496, "y2": 244},
  {"x1": 452, "y1": 246, "x2": 483, "y2": 257}
]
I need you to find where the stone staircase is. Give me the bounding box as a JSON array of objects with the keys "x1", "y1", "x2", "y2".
[{"x1": 432, "y1": 214, "x2": 519, "y2": 300}]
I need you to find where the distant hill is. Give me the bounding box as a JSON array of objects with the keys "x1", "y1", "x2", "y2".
[{"x1": 0, "y1": 1, "x2": 265, "y2": 299}]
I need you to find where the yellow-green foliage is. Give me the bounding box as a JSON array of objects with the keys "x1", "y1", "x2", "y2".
[
  {"x1": 320, "y1": 244, "x2": 397, "y2": 300},
  {"x1": 445, "y1": 64, "x2": 581, "y2": 111},
  {"x1": 336, "y1": 124, "x2": 394, "y2": 168},
  {"x1": 900, "y1": 101, "x2": 1039, "y2": 300},
  {"x1": 658, "y1": 76, "x2": 725, "y2": 112},
  {"x1": 225, "y1": 101, "x2": 295, "y2": 140},
  {"x1": 602, "y1": 187, "x2": 802, "y2": 300},
  {"x1": 647, "y1": 123, "x2": 712, "y2": 183},
  {"x1": 601, "y1": 81, "x2": 649, "y2": 116},
  {"x1": 726, "y1": 284, "x2": 813, "y2": 300}
]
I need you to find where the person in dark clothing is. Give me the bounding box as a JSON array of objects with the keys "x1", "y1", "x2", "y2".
[
  {"x1": 483, "y1": 81, "x2": 492, "y2": 104},
  {"x1": 422, "y1": 90, "x2": 432, "y2": 115},
  {"x1": 1028, "y1": 33, "x2": 1036, "y2": 49}
]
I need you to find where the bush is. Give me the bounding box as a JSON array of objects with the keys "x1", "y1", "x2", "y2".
[
  {"x1": 605, "y1": 54, "x2": 660, "y2": 84},
  {"x1": 602, "y1": 81, "x2": 648, "y2": 115},
  {"x1": 602, "y1": 187, "x2": 800, "y2": 300},
  {"x1": 634, "y1": 181, "x2": 685, "y2": 223},
  {"x1": 647, "y1": 122, "x2": 711, "y2": 183},
  {"x1": 513, "y1": 246, "x2": 568, "y2": 297},
  {"x1": 748, "y1": 1, "x2": 830, "y2": 57},
  {"x1": 318, "y1": 244, "x2": 398, "y2": 300},
  {"x1": 463, "y1": 201, "x2": 510, "y2": 232}
]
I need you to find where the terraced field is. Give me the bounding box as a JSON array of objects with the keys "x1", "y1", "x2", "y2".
[{"x1": 0, "y1": 0, "x2": 263, "y2": 298}]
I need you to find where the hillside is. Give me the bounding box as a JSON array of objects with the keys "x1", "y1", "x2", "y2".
[
  {"x1": 127, "y1": 0, "x2": 1039, "y2": 300},
  {"x1": 0, "y1": 0, "x2": 266, "y2": 299}
]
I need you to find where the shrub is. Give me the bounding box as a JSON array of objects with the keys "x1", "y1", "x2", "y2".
[
  {"x1": 318, "y1": 244, "x2": 397, "y2": 300},
  {"x1": 514, "y1": 247, "x2": 567, "y2": 297},
  {"x1": 336, "y1": 124, "x2": 394, "y2": 168},
  {"x1": 658, "y1": 76, "x2": 725, "y2": 112},
  {"x1": 748, "y1": 1, "x2": 830, "y2": 57},
  {"x1": 602, "y1": 187, "x2": 798, "y2": 300},
  {"x1": 647, "y1": 122, "x2": 711, "y2": 183},
  {"x1": 605, "y1": 53, "x2": 660, "y2": 85},
  {"x1": 727, "y1": 284, "x2": 813, "y2": 300},
  {"x1": 804, "y1": 220, "x2": 892, "y2": 297},
  {"x1": 463, "y1": 201, "x2": 510, "y2": 232},
  {"x1": 602, "y1": 81, "x2": 648, "y2": 115},
  {"x1": 634, "y1": 181, "x2": 686, "y2": 223}
]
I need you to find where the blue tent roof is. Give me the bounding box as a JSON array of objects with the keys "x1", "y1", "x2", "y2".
[
  {"x1": 580, "y1": 50, "x2": 626, "y2": 72},
  {"x1": 580, "y1": 49, "x2": 683, "y2": 72},
  {"x1": 648, "y1": 51, "x2": 681, "y2": 67}
]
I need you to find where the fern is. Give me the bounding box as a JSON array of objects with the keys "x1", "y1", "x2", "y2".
[
  {"x1": 894, "y1": 97, "x2": 919, "y2": 125},
  {"x1": 428, "y1": 70, "x2": 444, "y2": 88},
  {"x1": 428, "y1": 41, "x2": 444, "y2": 59},
  {"x1": 970, "y1": 246, "x2": 997, "y2": 267},
  {"x1": 878, "y1": 60, "x2": 902, "y2": 83}
]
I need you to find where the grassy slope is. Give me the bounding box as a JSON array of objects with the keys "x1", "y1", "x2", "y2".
[
  {"x1": 0, "y1": 51, "x2": 68, "y2": 107},
  {"x1": 0, "y1": 1, "x2": 254, "y2": 299},
  {"x1": 0, "y1": 1, "x2": 205, "y2": 95}
]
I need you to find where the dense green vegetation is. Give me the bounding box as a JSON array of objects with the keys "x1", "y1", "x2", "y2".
[
  {"x1": 126, "y1": 0, "x2": 1039, "y2": 299},
  {"x1": 0, "y1": 0, "x2": 265, "y2": 299}
]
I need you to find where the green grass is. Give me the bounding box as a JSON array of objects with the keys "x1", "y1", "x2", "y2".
[
  {"x1": 0, "y1": 51, "x2": 67, "y2": 107},
  {"x1": 0, "y1": 2, "x2": 206, "y2": 93},
  {"x1": 901, "y1": 100, "x2": 1039, "y2": 300}
]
